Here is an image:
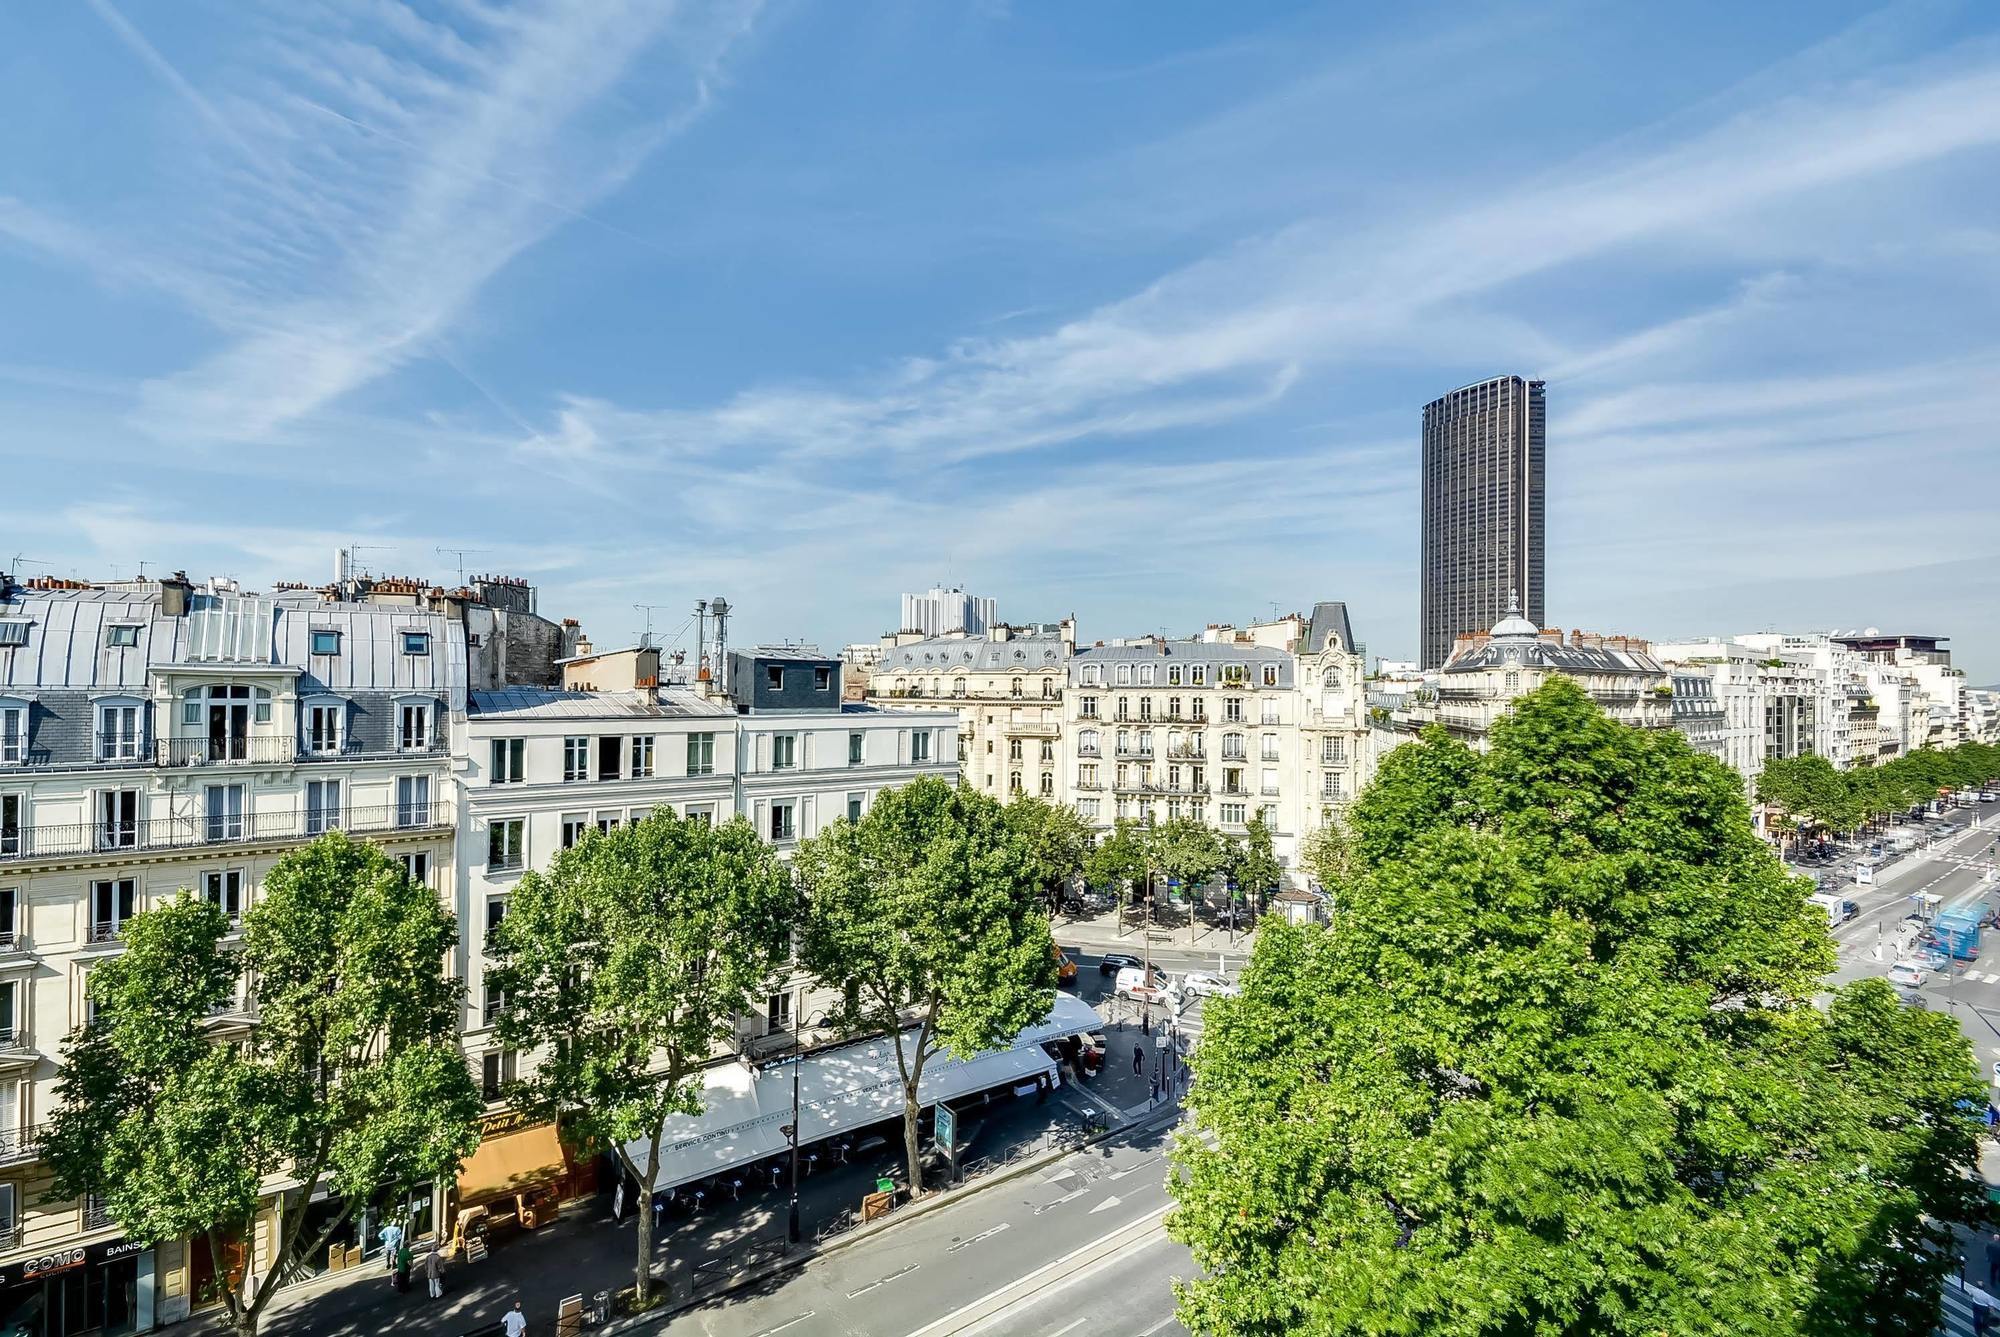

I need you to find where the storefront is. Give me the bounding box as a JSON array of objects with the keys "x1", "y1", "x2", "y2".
[
  {"x1": 448, "y1": 1113, "x2": 591, "y2": 1256},
  {"x1": 0, "y1": 1238, "x2": 155, "y2": 1337}
]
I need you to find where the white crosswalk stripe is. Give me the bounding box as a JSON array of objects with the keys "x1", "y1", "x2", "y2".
[{"x1": 1940, "y1": 1278, "x2": 1994, "y2": 1336}]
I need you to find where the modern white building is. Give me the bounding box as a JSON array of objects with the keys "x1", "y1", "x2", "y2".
[
  {"x1": 898, "y1": 587, "x2": 999, "y2": 639},
  {"x1": 0, "y1": 574, "x2": 461, "y2": 1331}
]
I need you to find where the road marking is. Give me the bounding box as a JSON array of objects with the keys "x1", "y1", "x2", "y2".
[
  {"x1": 753, "y1": 1315, "x2": 817, "y2": 1337},
  {"x1": 1108, "y1": 1156, "x2": 1161, "y2": 1181},
  {"x1": 1138, "y1": 1318, "x2": 1180, "y2": 1336},
  {"x1": 1034, "y1": 1188, "x2": 1089, "y2": 1215},
  {"x1": 903, "y1": 1206, "x2": 1172, "y2": 1337},
  {"x1": 846, "y1": 1264, "x2": 920, "y2": 1299},
  {"x1": 1090, "y1": 1194, "x2": 1123, "y2": 1214},
  {"x1": 947, "y1": 1223, "x2": 1011, "y2": 1253},
  {"x1": 1049, "y1": 1320, "x2": 1090, "y2": 1337}
]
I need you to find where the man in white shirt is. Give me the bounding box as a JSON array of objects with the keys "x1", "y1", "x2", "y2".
[{"x1": 502, "y1": 1300, "x2": 528, "y2": 1337}]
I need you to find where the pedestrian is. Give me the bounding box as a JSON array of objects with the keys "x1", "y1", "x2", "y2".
[
  {"x1": 503, "y1": 1300, "x2": 528, "y2": 1337},
  {"x1": 391, "y1": 1245, "x2": 409, "y2": 1294},
  {"x1": 422, "y1": 1244, "x2": 443, "y2": 1300},
  {"x1": 1987, "y1": 1240, "x2": 2000, "y2": 1290},
  {"x1": 1974, "y1": 1293, "x2": 1993, "y2": 1336},
  {"x1": 1132, "y1": 1042, "x2": 1144, "y2": 1075},
  {"x1": 378, "y1": 1219, "x2": 403, "y2": 1275}
]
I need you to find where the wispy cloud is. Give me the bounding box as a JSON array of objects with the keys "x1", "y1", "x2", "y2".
[
  {"x1": 19, "y1": 0, "x2": 762, "y2": 442},
  {"x1": 537, "y1": 48, "x2": 2000, "y2": 473}
]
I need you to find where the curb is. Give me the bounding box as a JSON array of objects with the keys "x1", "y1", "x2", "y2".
[{"x1": 614, "y1": 1105, "x2": 1187, "y2": 1333}]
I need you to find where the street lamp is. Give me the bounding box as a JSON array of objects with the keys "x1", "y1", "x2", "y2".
[{"x1": 784, "y1": 1009, "x2": 836, "y2": 1245}]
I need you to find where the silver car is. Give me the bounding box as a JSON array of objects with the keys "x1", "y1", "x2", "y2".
[{"x1": 1179, "y1": 970, "x2": 1239, "y2": 999}]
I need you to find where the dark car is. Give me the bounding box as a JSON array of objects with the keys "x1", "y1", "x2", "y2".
[{"x1": 1097, "y1": 952, "x2": 1144, "y2": 976}]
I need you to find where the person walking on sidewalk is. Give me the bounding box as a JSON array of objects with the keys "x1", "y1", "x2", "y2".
[
  {"x1": 502, "y1": 1299, "x2": 528, "y2": 1337},
  {"x1": 422, "y1": 1244, "x2": 443, "y2": 1300},
  {"x1": 1986, "y1": 1239, "x2": 2000, "y2": 1290},
  {"x1": 378, "y1": 1220, "x2": 403, "y2": 1275},
  {"x1": 1132, "y1": 1042, "x2": 1144, "y2": 1075}
]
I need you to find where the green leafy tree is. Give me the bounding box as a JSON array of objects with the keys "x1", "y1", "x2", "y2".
[
  {"x1": 1233, "y1": 810, "x2": 1287, "y2": 916},
  {"x1": 1003, "y1": 795, "x2": 1095, "y2": 912},
  {"x1": 796, "y1": 777, "x2": 1056, "y2": 1191},
  {"x1": 1757, "y1": 753, "x2": 1854, "y2": 837},
  {"x1": 1343, "y1": 722, "x2": 1478, "y2": 868},
  {"x1": 43, "y1": 834, "x2": 479, "y2": 1336},
  {"x1": 1150, "y1": 815, "x2": 1226, "y2": 900},
  {"x1": 489, "y1": 810, "x2": 792, "y2": 1308},
  {"x1": 1295, "y1": 814, "x2": 1354, "y2": 902},
  {"x1": 1085, "y1": 817, "x2": 1153, "y2": 911},
  {"x1": 1170, "y1": 678, "x2": 1985, "y2": 1337}
]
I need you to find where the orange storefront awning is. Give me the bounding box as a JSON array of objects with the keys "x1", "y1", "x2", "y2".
[{"x1": 456, "y1": 1122, "x2": 566, "y2": 1207}]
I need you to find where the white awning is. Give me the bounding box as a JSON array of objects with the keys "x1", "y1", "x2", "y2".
[{"x1": 626, "y1": 992, "x2": 1099, "y2": 1193}]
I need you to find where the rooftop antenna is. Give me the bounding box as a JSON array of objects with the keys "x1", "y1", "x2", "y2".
[
  {"x1": 344, "y1": 543, "x2": 393, "y2": 579},
  {"x1": 434, "y1": 547, "x2": 491, "y2": 585},
  {"x1": 633, "y1": 603, "x2": 667, "y2": 649}
]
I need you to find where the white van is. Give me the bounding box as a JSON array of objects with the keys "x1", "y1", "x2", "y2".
[
  {"x1": 1807, "y1": 891, "x2": 1858, "y2": 926},
  {"x1": 1114, "y1": 965, "x2": 1174, "y2": 1005}
]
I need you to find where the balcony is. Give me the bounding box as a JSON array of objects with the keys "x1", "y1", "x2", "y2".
[
  {"x1": 0, "y1": 1124, "x2": 38, "y2": 1169},
  {"x1": 203, "y1": 997, "x2": 260, "y2": 1027},
  {"x1": 0, "y1": 802, "x2": 447, "y2": 865},
  {"x1": 1006, "y1": 723, "x2": 1060, "y2": 737},
  {"x1": 158, "y1": 736, "x2": 450, "y2": 767},
  {"x1": 82, "y1": 1201, "x2": 113, "y2": 1233},
  {"x1": 1166, "y1": 744, "x2": 1204, "y2": 760},
  {"x1": 1076, "y1": 745, "x2": 1101, "y2": 758}
]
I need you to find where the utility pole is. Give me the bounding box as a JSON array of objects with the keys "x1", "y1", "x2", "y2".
[{"x1": 633, "y1": 604, "x2": 667, "y2": 647}]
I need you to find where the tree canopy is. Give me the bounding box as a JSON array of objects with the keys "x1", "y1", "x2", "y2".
[
  {"x1": 1002, "y1": 794, "x2": 1095, "y2": 911},
  {"x1": 1084, "y1": 816, "x2": 1152, "y2": 898},
  {"x1": 1170, "y1": 678, "x2": 1986, "y2": 1337},
  {"x1": 44, "y1": 834, "x2": 479, "y2": 1335},
  {"x1": 796, "y1": 776, "x2": 1055, "y2": 1191},
  {"x1": 488, "y1": 809, "x2": 792, "y2": 1307},
  {"x1": 1761, "y1": 742, "x2": 2000, "y2": 838}
]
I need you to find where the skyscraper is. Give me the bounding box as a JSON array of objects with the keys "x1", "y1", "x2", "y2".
[
  {"x1": 1420, "y1": 375, "x2": 1545, "y2": 669},
  {"x1": 899, "y1": 585, "x2": 998, "y2": 637}
]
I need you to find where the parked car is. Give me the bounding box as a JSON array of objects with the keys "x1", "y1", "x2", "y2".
[
  {"x1": 1983, "y1": 790, "x2": 2000, "y2": 803},
  {"x1": 1179, "y1": 970, "x2": 1239, "y2": 999},
  {"x1": 1888, "y1": 960, "x2": 1929, "y2": 989},
  {"x1": 1097, "y1": 952, "x2": 1144, "y2": 977}
]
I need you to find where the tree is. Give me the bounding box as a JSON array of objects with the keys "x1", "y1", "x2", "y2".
[
  {"x1": 1233, "y1": 810, "x2": 1286, "y2": 916},
  {"x1": 1085, "y1": 817, "x2": 1152, "y2": 913},
  {"x1": 1757, "y1": 753, "x2": 1853, "y2": 838},
  {"x1": 1170, "y1": 678, "x2": 1985, "y2": 1337},
  {"x1": 1002, "y1": 795, "x2": 1095, "y2": 913},
  {"x1": 489, "y1": 810, "x2": 792, "y2": 1309},
  {"x1": 43, "y1": 834, "x2": 480, "y2": 1336},
  {"x1": 1149, "y1": 816, "x2": 1227, "y2": 943},
  {"x1": 1295, "y1": 813, "x2": 1354, "y2": 902},
  {"x1": 796, "y1": 777, "x2": 1055, "y2": 1192}
]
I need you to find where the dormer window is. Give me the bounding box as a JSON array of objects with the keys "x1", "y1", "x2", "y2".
[
  {"x1": 0, "y1": 622, "x2": 27, "y2": 648},
  {"x1": 401, "y1": 632, "x2": 430, "y2": 656},
  {"x1": 96, "y1": 701, "x2": 143, "y2": 761},
  {"x1": 104, "y1": 625, "x2": 139, "y2": 649},
  {"x1": 397, "y1": 699, "x2": 434, "y2": 752},
  {"x1": 304, "y1": 698, "x2": 345, "y2": 755},
  {"x1": 310, "y1": 629, "x2": 341, "y2": 656}
]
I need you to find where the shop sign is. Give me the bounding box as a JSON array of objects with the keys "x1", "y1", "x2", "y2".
[{"x1": 0, "y1": 1236, "x2": 146, "y2": 1288}]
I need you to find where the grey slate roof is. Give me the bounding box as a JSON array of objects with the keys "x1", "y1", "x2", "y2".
[
  {"x1": 1302, "y1": 602, "x2": 1356, "y2": 656},
  {"x1": 1070, "y1": 640, "x2": 1293, "y2": 687},
  {"x1": 0, "y1": 587, "x2": 464, "y2": 709},
  {"x1": 879, "y1": 635, "x2": 1069, "y2": 673},
  {"x1": 1444, "y1": 638, "x2": 1665, "y2": 676},
  {"x1": 470, "y1": 686, "x2": 731, "y2": 720}
]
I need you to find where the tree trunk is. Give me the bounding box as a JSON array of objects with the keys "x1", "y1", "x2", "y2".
[
  {"x1": 902, "y1": 1088, "x2": 924, "y2": 1195},
  {"x1": 630, "y1": 1134, "x2": 663, "y2": 1309}
]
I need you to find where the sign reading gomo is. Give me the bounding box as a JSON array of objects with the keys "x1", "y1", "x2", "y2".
[{"x1": 21, "y1": 1247, "x2": 87, "y2": 1280}]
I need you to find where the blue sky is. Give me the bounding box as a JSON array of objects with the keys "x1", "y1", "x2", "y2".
[{"x1": 3, "y1": 1, "x2": 1998, "y2": 677}]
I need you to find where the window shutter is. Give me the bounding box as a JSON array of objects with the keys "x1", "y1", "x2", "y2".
[
  {"x1": 754, "y1": 798, "x2": 768, "y2": 836},
  {"x1": 801, "y1": 795, "x2": 817, "y2": 835},
  {"x1": 756, "y1": 733, "x2": 771, "y2": 772},
  {"x1": 898, "y1": 730, "x2": 908, "y2": 765},
  {"x1": 802, "y1": 732, "x2": 815, "y2": 769}
]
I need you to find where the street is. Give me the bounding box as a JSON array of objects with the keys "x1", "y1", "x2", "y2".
[
  {"x1": 1824, "y1": 798, "x2": 2000, "y2": 1064},
  {"x1": 662, "y1": 1119, "x2": 1189, "y2": 1337}
]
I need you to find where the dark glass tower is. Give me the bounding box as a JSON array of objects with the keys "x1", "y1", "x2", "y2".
[{"x1": 1420, "y1": 376, "x2": 1545, "y2": 669}]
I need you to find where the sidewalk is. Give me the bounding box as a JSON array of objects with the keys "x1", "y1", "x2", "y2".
[
  {"x1": 1054, "y1": 902, "x2": 1260, "y2": 954},
  {"x1": 239, "y1": 1000, "x2": 1164, "y2": 1337}
]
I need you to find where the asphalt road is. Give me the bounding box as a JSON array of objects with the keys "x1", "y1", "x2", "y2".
[
  {"x1": 1824, "y1": 798, "x2": 2000, "y2": 1064},
  {"x1": 662, "y1": 1120, "x2": 1188, "y2": 1337}
]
